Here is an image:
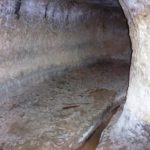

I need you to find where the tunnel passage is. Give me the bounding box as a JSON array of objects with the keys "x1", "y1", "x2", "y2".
[{"x1": 0, "y1": 0, "x2": 133, "y2": 150}]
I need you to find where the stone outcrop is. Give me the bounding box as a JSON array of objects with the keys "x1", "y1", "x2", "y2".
[
  {"x1": 97, "y1": 0, "x2": 150, "y2": 149},
  {"x1": 119, "y1": 0, "x2": 150, "y2": 125}
]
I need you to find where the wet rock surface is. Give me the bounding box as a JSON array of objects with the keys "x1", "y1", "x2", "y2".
[{"x1": 0, "y1": 61, "x2": 129, "y2": 150}]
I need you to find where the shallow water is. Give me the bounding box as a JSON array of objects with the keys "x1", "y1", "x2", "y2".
[
  {"x1": 77, "y1": 106, "x2": 119, "y2": 150},
  {"x1": 90, "y1": 89, "x2": 116, "y2": 104}
]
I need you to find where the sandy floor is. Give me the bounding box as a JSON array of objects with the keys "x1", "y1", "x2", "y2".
[{"x1": 0, "y1": 61, "x2": 129, "y2": 150}]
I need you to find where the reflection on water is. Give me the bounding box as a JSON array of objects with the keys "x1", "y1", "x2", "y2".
[
  {"x1": 90, "y1": 89, "x2": 116, "y2": 104},
  {"x1": 77, "y1": 106, "x2": 119, "y2": 150}
]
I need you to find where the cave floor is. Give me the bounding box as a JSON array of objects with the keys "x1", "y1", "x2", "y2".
[{"x1": 0, "y1": 60, "x2": 129, "y2": 150}]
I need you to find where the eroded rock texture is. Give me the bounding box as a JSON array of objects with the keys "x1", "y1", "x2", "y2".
[
  {"x1": 97, "y1": 0, "x2": 150, "y2": 149},
  {"x1": 0, "y1": 1, "x2": 132, "y2": 149},
  {"x1": 0, "y1": 61, "x2": 129, "y2": 150},
  {"x1": 0, "y1": 0, "x2": 131, "y2": 99}
]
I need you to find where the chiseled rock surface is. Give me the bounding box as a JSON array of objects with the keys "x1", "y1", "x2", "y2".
[
  {"x1": 0, "y1": 0, "x2": 131, "y2": 96},
  {"x1": 97, "y1": 0, "x2": 150, "y2": 149},
  {"x1": 0, "y1": 61, "x2": 129, "y2": 150}
]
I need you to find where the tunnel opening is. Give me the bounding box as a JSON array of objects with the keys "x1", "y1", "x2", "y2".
[{"x1": 0, "y1": 0, "x2": 133, "y2": 150}]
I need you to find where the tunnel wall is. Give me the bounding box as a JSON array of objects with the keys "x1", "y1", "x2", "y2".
[
  {"x1": 0, "y1": 0, "x2": 131, "y2": 98},
  {"x1": 97, "y1": 0, "x2": 150, "y2": 149}
]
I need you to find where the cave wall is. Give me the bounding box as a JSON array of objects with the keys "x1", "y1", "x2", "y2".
[
  {"x1": 97, "y1": 0, "x2": 150, "y2": 149},
  {"x1": 117, "y1": 0, "x2": 150, "y2": 135},
  {"x1": 0, "y1": 0, "x2": 131, "y2": 98}
]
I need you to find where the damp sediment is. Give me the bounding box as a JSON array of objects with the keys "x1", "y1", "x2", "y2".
[
  {"x1": 0, "y1": 61, "x2": 129, "y2": 150},
  {"x1": 77, "y1": 105, "x2": 120, "y2": 150}
]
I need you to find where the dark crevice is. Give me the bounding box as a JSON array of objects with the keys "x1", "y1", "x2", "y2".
[
  {"x1": 45, "y1": 1, "x2": 50, "y2": 19},
  {"x1": 77, "y1": 105, "x2": 120, "y2": 150},
  {"x1": 14, "y1": 0, "x2": 22, "y2": 19}
]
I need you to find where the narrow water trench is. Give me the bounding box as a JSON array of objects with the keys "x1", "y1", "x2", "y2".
[{"x1": 77, "y1": 105, "x2": 120, "y2": 150}]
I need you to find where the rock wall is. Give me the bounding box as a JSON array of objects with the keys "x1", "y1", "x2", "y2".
[
  {"x1": 118, "y1": 0, "x2": 150, "y2": 131},
  {"x1": 0, "y1": 0, "x2": 131, "y2": 99},
  {"x1": 97, "y1": 0, "x2": 150, "y2": 149},
  {"x1": 118, "y1": 0, "x2": 150, "y2": 132}
]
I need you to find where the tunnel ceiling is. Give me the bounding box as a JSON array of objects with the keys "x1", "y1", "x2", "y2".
[{"x1": 0, "y1": 0, "x2": 121, "y2": 19}]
